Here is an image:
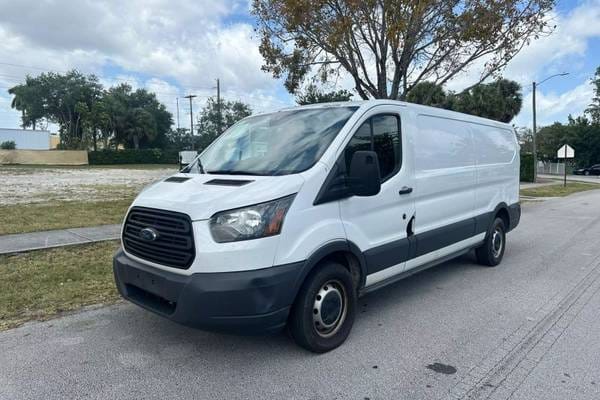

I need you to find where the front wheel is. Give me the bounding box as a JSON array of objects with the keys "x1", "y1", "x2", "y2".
[
  {"x1": 476, "y1": 217, "x2": 506, "y2": 267},
  {"x1": 288, "y1": 262, "x2": 357, "y2": 353}
]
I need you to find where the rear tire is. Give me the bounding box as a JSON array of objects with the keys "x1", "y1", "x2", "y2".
[
  {"x1": 288, "y1": 262, "x2": 357, "y2": 353},
  {"x1": 476, "y1": 217, "x2": 506, "y2": 267}
]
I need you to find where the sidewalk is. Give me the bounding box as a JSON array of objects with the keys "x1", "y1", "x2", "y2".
[{"x1": 0, "y1": 225, "x2": 120, "y2": 255}]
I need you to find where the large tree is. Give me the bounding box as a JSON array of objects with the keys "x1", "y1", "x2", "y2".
[
  {"x1": 195, "y1": 97, "x2": 252, "y2": 151},
  {"x1": 103, "y1": 84, "x2": 173, "y2": 150},
  {"x1": 586, "y1": 66, "x2": 600, "y2": 124},
  {"x1": 406, "y1": 79, "x2": 522, "y2": 122},
  {"x1": 449, "y1": 79, "x2": 522, "y2": 123},
  {"x1": 8, "y1": 76, "x2": 45, "y2": 130},
  {"x1": 8, "y1": 70, "x2": 103, "y2": 148},
  {"x1": 405, "y1": 81, "x2": 447, "y2": 108},
  {"x1": 296, "y1": 84, "x2": 353, "y2": 105},
  {"x1": 253, "y1": 0, "x2": 554, "y2": 99},
  {"x1": 537, "y1": 116, "x2": 600, "y2": 167}
]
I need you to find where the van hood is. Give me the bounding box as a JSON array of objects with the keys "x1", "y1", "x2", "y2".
[{"x1": 130, "y1": 173, "x2": 305, "y2": 221}]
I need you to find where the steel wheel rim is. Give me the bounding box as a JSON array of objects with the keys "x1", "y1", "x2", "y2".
[
  {"x1": 491, "y1": 227, "x2": 503, "y2": 258},
  {"x1": 312, "y1": 280, "x2": 348, "y2": 338}
]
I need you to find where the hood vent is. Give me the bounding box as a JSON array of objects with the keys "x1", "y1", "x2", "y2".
[
  {"x1": 205, "y1": 179, "x2": 253, "y2": 187},
  {"x1": 165, "y1": 177, "x2": 191, "y2": 183}
]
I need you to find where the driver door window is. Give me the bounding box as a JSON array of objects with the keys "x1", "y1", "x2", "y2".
[{"x1": 345, "y1": 114, "x2": 402, "y2": 181}]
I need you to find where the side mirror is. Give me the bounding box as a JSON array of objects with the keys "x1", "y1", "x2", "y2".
[{"x1": 348, "y1": 150, "x2": 381, "y2": 196}]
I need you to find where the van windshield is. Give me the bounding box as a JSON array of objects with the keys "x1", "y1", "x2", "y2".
[{"x1": 186, "y1": 107, "x2": 358, "y2": 176}]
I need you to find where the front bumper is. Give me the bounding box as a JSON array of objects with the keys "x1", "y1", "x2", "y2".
[{"x1": 113, "y1": 249, "x2": 306, "y2": 334}]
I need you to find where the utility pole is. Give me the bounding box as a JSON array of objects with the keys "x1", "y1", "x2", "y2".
[
  {"x1": 216, "y1": 78, "x2": 222, "y2": 135},
  {"x1": 532, "y1": 81, "x2": 537, "y2": 183},
  {"x1": 184, "y1": 94, "x2": 197, "y2": 150},
  {"x1": 176, "y1": 97, "x2": 180, "y2": 130}
]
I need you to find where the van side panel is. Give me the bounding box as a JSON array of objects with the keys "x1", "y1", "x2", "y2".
[
  {"x1": 413, "y1": 115, "x2": 477, "y2": 237},
  {"x1": 472, "y1": 124, "x2": 519, "y2": 217}
]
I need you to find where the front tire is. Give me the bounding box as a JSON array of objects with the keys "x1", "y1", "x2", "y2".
[
  {"x1": 288, "y1": 262, "x2": 357, "y2": 353},
  {"x1": 476, "y1": 217, "x2": 506, "y2": 267}
]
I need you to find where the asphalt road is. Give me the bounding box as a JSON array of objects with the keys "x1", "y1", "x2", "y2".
[{"x1": 2, "y1": 190, "x2": 600, "y2": 400}]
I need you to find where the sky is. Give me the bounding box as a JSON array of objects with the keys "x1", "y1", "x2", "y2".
[{"x1": 0, "y1": 0, "x2": 598, "y2": 132}]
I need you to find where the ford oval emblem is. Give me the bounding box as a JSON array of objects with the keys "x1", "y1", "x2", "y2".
[{"x1": 139, "y1": 227, "x2": 159, "y2": 241}]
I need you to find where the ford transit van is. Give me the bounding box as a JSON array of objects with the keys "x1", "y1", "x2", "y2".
[{"x1": 113, "y1": 100, "x2": 520, "y2": 353}]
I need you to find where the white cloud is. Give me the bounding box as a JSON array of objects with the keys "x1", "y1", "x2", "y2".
[
  {"x1": 445, "y1": 1, "x2": 600, "y2": 92},
  {"x1": 513, "y1": 80, "x2": 594, "y2": 127},
  {"x1": 0, "y1": 0, "x2": 596, "y2": 131},
  {"x1": 441, "y1": 0, "x2": 600, "y2": 127},
  {"x1": 0, "y1": 0, "x2": 294, "y2": 129}
]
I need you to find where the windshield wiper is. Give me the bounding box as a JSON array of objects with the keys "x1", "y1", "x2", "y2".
[{"x1": 206, "y1": 170, "x2": 265, "y2": 176}]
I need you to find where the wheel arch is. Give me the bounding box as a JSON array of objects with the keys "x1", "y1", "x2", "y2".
[
  {"x1": 292, "y1": 241, "x2": 367, "y2": 302},
  {"x1": 492, "y1": 202, "x2": 511, "y2": 231}
]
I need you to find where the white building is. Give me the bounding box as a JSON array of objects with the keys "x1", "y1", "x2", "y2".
[{"x1": 0, "y1": 128, "x2": 51, "y2": 150}]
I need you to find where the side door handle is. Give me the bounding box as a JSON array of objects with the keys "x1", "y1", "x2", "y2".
[{"x1": 399, "y1": 186, "x2": 413, "y2": 195}]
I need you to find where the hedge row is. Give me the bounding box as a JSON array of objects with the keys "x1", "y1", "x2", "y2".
[
  {"x1": 520, "y1": 153, "x2": 534, "y2": 182},
  {"x1": 88, "y1": 149, "x2": 179, "y2": 165}
]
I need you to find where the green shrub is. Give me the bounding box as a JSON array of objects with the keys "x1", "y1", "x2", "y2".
[
  {"x1": 520, "y1": 153, "x2": 534, "y2": 182},
  {"x1": 88, "y1": 149, "x2": 179, "y2": 165},
  {"x1": 0, "y1": 141, "x2": 16, "y2": 150}
]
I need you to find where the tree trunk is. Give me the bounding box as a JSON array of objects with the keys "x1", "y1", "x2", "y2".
[{"x1": 133, "y1": 135, "x2": 139, "y2": 150}]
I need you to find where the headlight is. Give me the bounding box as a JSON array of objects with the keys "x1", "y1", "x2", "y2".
[{"x1": 209, "y1": 195, "x2": 296, "y2": 243}]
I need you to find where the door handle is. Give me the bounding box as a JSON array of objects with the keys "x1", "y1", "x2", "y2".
[{"x1": 399, "y1": 186, "x2": 413, "y2": 195}]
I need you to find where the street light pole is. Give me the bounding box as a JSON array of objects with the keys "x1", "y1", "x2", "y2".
[
  {"x1": 184, "y1": 94, "x2": 197, "y2": 150},
  {"x1": 216, "y1": 78, "x2": 222, "y2": 135},
  {"x1": 532, "y1": 81, "x2": 537, "y2": 183},
  {"x1": 176, "y1": 97, "x2": 180, "y2": 130},
  {"x1": 531, "y1": 72, "x2": 569, "y2": 183}
]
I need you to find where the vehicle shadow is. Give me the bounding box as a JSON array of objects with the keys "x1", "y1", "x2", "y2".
[{"x1": 104, "y1": 251, "x2": 484, "y2": 360}]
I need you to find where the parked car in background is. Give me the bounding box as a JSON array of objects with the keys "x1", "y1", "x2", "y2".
[{"x1": 574, "y1": 164, "x2": 600, "y2": 176}]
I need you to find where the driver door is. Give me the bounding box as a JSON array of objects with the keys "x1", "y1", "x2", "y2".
[{"x1": 338, "y1": 107, "x2": 415, "y2": 287}]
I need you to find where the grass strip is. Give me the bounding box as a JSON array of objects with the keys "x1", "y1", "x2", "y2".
[
  {"x1": 520, "y1": 181, "x2": 600, "y2": 198},
  {"x1": 0, "y1": 199, "x2": 133, "y2": 235},
  {"x1": 0, "y1": 241, "x2": 121, "y2": 331}
]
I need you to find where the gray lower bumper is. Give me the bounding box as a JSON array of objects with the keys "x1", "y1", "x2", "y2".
[{"x1": 113, "y1": 249, "x2": 306, "y2": 335}]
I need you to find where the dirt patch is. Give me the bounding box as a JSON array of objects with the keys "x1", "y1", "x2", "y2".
[{"x1": 0, "y1": 166, "x2": 173, "y2": 205}]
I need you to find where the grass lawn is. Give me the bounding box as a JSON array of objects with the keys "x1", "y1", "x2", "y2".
[
  {"x1": 0, "y1": 241, "x2": 121, "y2": 331},
  {"x1": 520, "y1": 181, "x2": 600, "y2": 198},
  {"x1": 0, "y1": 198, "x2": 133, "y2": 235}
]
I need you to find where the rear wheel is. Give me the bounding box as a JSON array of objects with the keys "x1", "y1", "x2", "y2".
[
  {"x1": 288, "y1": 262, "x2": 357, "y2": 353},
  {"x1": 476, "y1": 217, "x2": 506, "y2": 267}
]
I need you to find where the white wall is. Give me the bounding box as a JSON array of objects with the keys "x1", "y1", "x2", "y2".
[{"x1": 0, "y1": 128, "x2": 50, "y2": 150}]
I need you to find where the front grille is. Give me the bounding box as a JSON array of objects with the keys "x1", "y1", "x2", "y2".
[{"x1": 123, "y1": 207, "x2": 195, "y2": 269}]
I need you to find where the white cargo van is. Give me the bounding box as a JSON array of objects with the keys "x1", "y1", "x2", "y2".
[{"x1": 113, "y1": 100, "x2": 520, "y2": 353}]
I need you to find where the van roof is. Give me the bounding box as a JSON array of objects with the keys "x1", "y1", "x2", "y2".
[{"x1": 275, "y1": 99, "x2": 513, "y2": 130}]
